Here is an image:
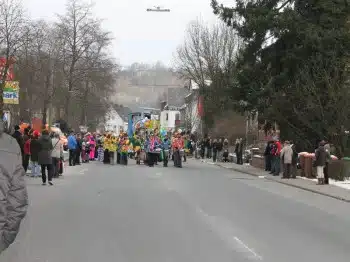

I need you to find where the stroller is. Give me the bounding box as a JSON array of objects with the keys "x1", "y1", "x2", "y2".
[{"x1": 82, "y1": 142, "x2": 91, "y2": 163}]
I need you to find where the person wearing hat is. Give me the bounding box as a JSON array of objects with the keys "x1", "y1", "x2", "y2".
[
  {"x1": 29, "y1": 131, "x2": 41, "y2": 177},
  {"x1": 315, "y1": 141, "x2": 328, "y2": 185}
]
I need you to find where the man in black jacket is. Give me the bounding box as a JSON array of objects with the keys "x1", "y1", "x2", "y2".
[{"x1": 75, "y1": 133, "x2": 82, "y2": 165}]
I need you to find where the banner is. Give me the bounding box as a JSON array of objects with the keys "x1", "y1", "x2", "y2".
[
  {"x1": 32, "y1": 117, "x2": 42, "y2": 132},
  {"x1": 0, "y1": 57, "x2": 15, "y2": 81},
  {"x1": 197, "y1": 96, "x2": 204, "y2": 117},
  {"x1": 3, "y1": 81, "x2": 19, "y2": 104}
]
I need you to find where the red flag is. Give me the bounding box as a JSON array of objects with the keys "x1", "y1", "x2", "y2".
[
  {"x1": 0, "y1": 57, "x2": 15, "y2": 81},
  {"x1": 197, "y1": 96, "x2": 204, "y2": 117}
]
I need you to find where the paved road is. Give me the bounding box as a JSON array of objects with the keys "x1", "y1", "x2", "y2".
[{"x1": 1, "y1": 159, "x2": 350, "y2": 262}]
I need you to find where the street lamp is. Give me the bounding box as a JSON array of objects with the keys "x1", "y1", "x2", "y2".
[{"x1": 146, "y1": 6, "x2": 170, "y2": 12}]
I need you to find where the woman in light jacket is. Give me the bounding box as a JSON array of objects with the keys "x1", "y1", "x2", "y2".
[{"x1": 51, "y1": 132, "x2": 63, "y2": 178}]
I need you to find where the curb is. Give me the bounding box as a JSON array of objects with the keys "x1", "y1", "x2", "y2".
[{"x1": 210, "y1": 162, "x2": 350, "y2": 203}]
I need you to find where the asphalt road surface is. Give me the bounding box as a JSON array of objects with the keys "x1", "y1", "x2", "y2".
[{"x1": 1, "y1": 159, "x2": 350, "y2": 262}]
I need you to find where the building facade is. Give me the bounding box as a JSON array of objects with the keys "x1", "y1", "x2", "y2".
[{"x1": 104, "y1": 107, "x2": 127, "y2": 135}]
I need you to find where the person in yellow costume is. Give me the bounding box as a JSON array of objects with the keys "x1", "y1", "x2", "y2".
[
  {"x1": 130, "y1": 135, "x2": 142, "y2": 164},
  {"x1": 119, "y1": 133, "x2": 129, "y2": 165}
]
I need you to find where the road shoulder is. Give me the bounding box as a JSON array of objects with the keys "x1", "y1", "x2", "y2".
[{"x1": 199, "y1": 159, "x2": 350, "y2": 202}]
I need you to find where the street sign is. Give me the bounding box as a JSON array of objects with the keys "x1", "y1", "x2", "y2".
[{"x1": 3, "y1": 81, "x2": 19, "y2": 104}]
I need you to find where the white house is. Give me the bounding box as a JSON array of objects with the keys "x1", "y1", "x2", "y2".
[
  {"x1": 104, "y1": 107, "x2": 127, "y2": 135},
  {"x1": 160, "y1": 109, "x2": 181, "y2": 131}
]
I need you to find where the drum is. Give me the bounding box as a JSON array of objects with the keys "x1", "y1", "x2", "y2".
[{"x1": 179, "y1": 149, "x2": 184, "y2": 157}]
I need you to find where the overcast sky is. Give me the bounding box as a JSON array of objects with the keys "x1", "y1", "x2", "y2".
[{"x1": 22, "y1": 0, "x2": 232, "y2": 67}]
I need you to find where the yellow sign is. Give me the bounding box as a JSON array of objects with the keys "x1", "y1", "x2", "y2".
[{"x1": 3, "y1": 81, "x2": 19, "y2": 104}]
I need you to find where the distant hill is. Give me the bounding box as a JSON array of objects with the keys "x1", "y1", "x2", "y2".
[{"x1": 112, "y1": 62, "x2": 186, "y2": 110}]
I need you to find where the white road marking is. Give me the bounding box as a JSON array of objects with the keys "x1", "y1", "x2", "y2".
[
  {"x1": 233, "y1": 236, "x2": 263, "y2": 260},
  {"x1": 258, "y1": 176, "x2": 265, "y2": 178},
  {"x1": 195, "y1": 207, "x2": 263, "y2": 260}
]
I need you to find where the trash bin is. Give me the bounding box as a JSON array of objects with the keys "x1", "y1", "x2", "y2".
[
  {"x1": 341, "y1": 157, "x2": 350, "y2": 180},
  {"x1": 298, "y1": 153, "x2": 307, "y2": 177},
  {"x1": 304, "y1": 154, "x2": 314, "y2": 178}
]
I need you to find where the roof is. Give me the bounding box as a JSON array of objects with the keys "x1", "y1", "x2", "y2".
[
  {"x1": 112, "y1": 105, "x2": 132, "y2": 122},
  {"x1": 166, "y1": 87, "x2": 190, "y2": 108}
]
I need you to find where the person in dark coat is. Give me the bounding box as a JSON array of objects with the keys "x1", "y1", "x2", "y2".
[
  {"x1": 29, "y1": 131, "x2": 41, "y2": 177},
  {"x1": 315, "y1": 141, "x2": 328, "y2": 185},
  {"x1": 264, "y1": 141, "x2": 273, "y2": 171},
  {"x1": 12, "y1": 125, "x2": 24, "y2": 161},
  {"x1": 212, "y1": 139, "x2": 218, "y2": 162},
  {"x1": 75, "y1": 133, "x2": 82, "y2": 165},
  {"x1": 22, "y1": 127, "x2": 31, "y2": 172},
  {"x1": 38, "y1": 130, "x2": 53, "y2": 185}
]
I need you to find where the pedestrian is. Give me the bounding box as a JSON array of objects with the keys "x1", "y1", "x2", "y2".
[
  {"x1": 207, "y1": 137, "x2": 212, "y2": 159},
  {"x1": 75, "y1": 133, "x2": 82, "y2": 165},
  {"x1": 38, "y1": 130, "x2": 54, "y2": 186},
  {"x1": 315, "y1": 141, "x2": 328, "y2": 185},
  {"x1": 0, "y1": 120, "x2": 28, "y2": 254},
  {"x1": 235, "y1": 138, "x2": 243, "y2": 165},
  {"x1": 29, "y1": 131, "x2": 41, "y2": 177},
  {"x1": 51, "y1": 132, "x2": 63, "y2": 178},
  {"x1": 23, "y1": 132, "x2": 31, "y2": 173},
  {"x1": 223, "y1": 138, "x2": 229, "y2": 162},
  {"x1": 270, "y1": 138, "x2": 282, "y2": 175},
  {"x1": 12, "y1": 125, "x2": 24, "y2": 160},
  {"x1": 22, "y1": 127, "x2": 31, "y2": 172},
  {"x1": 217, "y1": 138, "x2": 223, "y2": 162},
  {"x1": 323, "y1": 141, "x2": 331, "y2": 184},
  {"x1": 264, "y1": 141, "x2": 273, "y2": 171},
  {"x1": 280, "y1": 141, "x2": 293, "y2": 178},
  {"x1": 212, "y1": 139, "x2": 218, "y2": 162},
  {"x1": 67, "y1": 131, "x2": 77, "y2": 166}
]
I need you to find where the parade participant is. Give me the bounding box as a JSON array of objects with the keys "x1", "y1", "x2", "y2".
[
  {"x1": 89, "y1": 134, "x2": 96, "y2": 161},
  {"x1": 172, "y1": 133, "x2": 184, "y2": 168},
  {"x1": 97, "y1": 139, "x2": 104, "y2": 162},
  {"x1": 161, "y1": 135, "x2": 171, "y2": 167},
  {"x1": 145, "y1": 132, "x2": 160, "y2": 167},
  {"x1": 130, "y1": 135, "x2": 142, "y2": 164},
  {"x1": 103, "y1": 134, "x2": 115, "y2": 164},
  {"x1": 120, "y1": 133, "x2": 129, "y2": 165},
  {"x1": 81, "y1": 136, "x2": 90, "y2": 163}
]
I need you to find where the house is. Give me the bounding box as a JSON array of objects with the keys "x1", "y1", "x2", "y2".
[
  {"x1": 160, "y1": 87, "x2": 189, "y2": 132},
  {"x1": 104, "y1": 105, "x2": 132, "y2": 135},
  {"x1": 180, "y1": 79, "x2": 211, "y2": 134}
]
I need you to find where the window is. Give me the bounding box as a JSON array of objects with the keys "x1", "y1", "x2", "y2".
[
  {"x1": 166, "y1": 113, "x2": 169, "y2": 120},
  {"x1": 175, "y1": 113, "x2": 180, "y2": 120}
]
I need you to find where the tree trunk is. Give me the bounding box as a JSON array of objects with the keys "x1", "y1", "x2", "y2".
[
  {"x1": 65, "y1": 92, "x2": 70, "y2": 123},
  {"x1": 80, "y1": 80, "x2": 89, "y2": 125},
  {"x1": 42, "y1": 102, "x2": 47, "y2": 126},
  {"x1": 0, "y1": 81, "x2": 4, "y2": 119}
]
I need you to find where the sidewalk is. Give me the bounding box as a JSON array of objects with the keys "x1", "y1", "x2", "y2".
[{"x1": 201, "y1": 159, "x2": 350, "y2": 202}]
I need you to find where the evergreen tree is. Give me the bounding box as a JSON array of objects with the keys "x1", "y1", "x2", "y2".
[{"x1": 212, "y1": 0, "x2": 350, "y2": 154}]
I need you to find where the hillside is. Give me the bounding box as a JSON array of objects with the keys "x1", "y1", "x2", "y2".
[{"x1": 112, "y1": 63, "x2": 185, "y2": 110}]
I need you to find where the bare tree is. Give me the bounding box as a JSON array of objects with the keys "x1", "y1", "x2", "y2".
[
  {"x1": 57, "y1": 0, "x2": 101, "y2": 121},
  {"x1": 0, "y1": 0, "x2": 27, "y2": 117},
  {"x1": 174, "y1": 19, "x2": 240, "y2": 88}
]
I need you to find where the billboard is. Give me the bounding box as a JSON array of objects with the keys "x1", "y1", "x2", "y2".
[{"x1": 3, "y1": 81, "x2": 19, "y2": 104}]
